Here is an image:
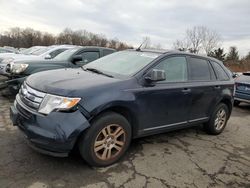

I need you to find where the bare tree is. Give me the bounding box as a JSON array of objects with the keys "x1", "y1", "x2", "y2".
[
  {"x1": 173, "y1": 26, "x2": 220, "y2": 54},
  {"x1": 200, "y1": 27, "x2": 220, "y2": 54},
  {"x1": 173, "y1": 39, "x2": 189, "y2": 51},
  {"x1": 186, "y1": 26, "x2": 203, "y2": 53}
]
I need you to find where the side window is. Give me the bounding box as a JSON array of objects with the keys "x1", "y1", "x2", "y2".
[
  {"x1": 154, "y1": 56, "x2": 188, "y2": 82},
  {"x1": 212, "y1": 61, "x2": 230, "y2": 80},
  {"x1": 49, "y1": 49, "x2": 67, "y2": 58},
  {"x1": 103, "y1": 49, "x2": 114, "y2": 56},
  {"x1": 80, "y1": 51, "x2": 100, "y2": 64},
  {"x1": 188, "y1": 57, "x2": 211, "y2": 81}
]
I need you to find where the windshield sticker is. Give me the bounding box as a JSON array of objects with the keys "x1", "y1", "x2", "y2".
[{"x1": 140, "y1": 53, "x2": 159, "y2": 58}]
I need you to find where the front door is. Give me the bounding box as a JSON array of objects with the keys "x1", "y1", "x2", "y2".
[{"x1": 137, "y1": 56, "x2": 191, "y2": 132}]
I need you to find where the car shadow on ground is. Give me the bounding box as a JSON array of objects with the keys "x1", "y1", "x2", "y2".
[
  {"x1": 235, "y1": 103, "x2": 250, "y2": 111},
  {"x1": 24, "y1": 125, "x2": 206, "y2": 166}
]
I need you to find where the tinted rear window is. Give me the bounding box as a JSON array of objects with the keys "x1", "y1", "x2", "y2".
[
  {"x1": 103, "y1": 49, "x2": 115, "y2": 56},
  {"x1": 212, "y1": 61, "x2": 229, "y2": 80},
  {"x1": 189, "y1": 57, "x2": 211, "y2": 81}
]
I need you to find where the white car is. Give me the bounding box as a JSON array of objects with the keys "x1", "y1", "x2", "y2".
[{"x1": 0, "y1": 45, "x2": 76, "y2": 76}]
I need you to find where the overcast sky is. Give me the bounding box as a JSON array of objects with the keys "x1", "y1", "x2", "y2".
[{"x1": 0, "y1": 0, "x2": 250, "y2": 56}]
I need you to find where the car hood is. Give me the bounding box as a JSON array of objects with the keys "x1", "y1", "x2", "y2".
[{"x1": 26, "y1": 68, "x2": 121, "y2": 96}]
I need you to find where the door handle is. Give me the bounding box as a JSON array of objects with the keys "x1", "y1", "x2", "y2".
[{"x1": 182, "y1": 88, "x2": 191, "y2": 93}]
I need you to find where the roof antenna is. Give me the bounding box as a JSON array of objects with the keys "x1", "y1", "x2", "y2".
[{"x1": 136, "y1": 38, "x2": 147, "y2": 51}]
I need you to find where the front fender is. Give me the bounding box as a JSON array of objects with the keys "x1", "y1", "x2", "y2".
[{"x1": 83, "y1": 90, "x2": 137, "y2": 116}]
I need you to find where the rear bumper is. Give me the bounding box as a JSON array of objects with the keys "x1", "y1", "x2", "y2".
[
  {"x1": 235, "y1": 91, "x2": 250, "y2": 103},
  {"x1": 10, "y1": 98, "x2": 90, "y2": 157}
]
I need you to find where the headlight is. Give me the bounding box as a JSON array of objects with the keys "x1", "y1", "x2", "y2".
[
  {"x1": 10, "y1": 64, "x2": 29, "y2": 74},
  {"x1": 38, "y1": 94, "x2": 81, "y2": 115}
]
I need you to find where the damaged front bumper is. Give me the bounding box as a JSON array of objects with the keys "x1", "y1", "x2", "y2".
[{"x1": 10, "y1": 96, "x2": 90, "y2": 157}]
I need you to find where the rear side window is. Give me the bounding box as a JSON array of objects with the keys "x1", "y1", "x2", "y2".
[
  {"x1": 188, "y1": 57, "x2": 211, "y2": 81},
  {"x1": 154, "y1": 56, "x2": 188, "y2": 82},
  {"x1": 212, "y1": 61, "x2": 230, "y2": 80},
  {"x1": 103, "y1": 49, "x2": 114, "y2": 56}
]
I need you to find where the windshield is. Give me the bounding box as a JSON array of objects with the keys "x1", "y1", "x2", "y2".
[
  {"x1": 53, "y1": 48, "x2": 80, "y2": 61},
  {"x1": 21, "y1": 46, "x2": 44, "y2": 55},
  {"x1": 84, "y1": 51, "x2": 160, "y2": 77},
  {"x1": 31, "y1": 47, "x2": 52, "y2": 56}
]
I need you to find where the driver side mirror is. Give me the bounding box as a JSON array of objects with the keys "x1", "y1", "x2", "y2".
[
  {"x1": 44, "y1": 54, "x2": 52, "y2": 59},
  {"x1": 145, "y1": 69, "x2": 166, "y2": 82},
  {"x1": 72, "y1": 55, "x2": 82, "y2": 64}
]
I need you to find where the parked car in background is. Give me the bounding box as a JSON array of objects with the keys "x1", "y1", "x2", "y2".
[
  {"x1": 0, "y1": 46, "x2": 46, "y2": 62},
  {"x1": 1, "y1": 45, "x2": 75, "y2": 64},
  {"x1": 0, "y1": 47, "x2": 16, "y2": 54},
  {"x1": 10, "y1": 49, "x2": 234, "y2": 167},
  {"x1": 0, "y1": 46, "x2": 46, "y2": 74},
  {"x1": 0, "y1": 45, "x2": 76, "y2": 77},
  {"x1": 1, "y1": 46, "x2": 116, "y2": 94},
  {"x1": 234, "y1": 72, "x2": 250, "y2": 106}
]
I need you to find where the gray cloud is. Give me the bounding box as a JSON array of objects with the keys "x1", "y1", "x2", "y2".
[{"x1": 0, "y1": 0, "x2": 250, "y2": 55}]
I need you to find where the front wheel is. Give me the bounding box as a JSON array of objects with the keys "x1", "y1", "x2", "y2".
[
  {"x1": 78, "y1": 112, "x2": 131, "y2": 167},
  {"x1": 204, "y1": 103, "x2": 229, "y2": 135}
]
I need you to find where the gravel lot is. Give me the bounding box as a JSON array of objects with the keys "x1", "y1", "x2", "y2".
[{"x1": 0, "y1": 78, "x2": 249, "y2": 188}]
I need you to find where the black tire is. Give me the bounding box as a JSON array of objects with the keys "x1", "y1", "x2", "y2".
[
  {"x1": 78, "y1": 112, "x2": 131, "y2": 167},
  {"x1": 204, "y1": 103, "x2": 229, "y2": 135},
  {"x1": 234, "y1": 100, "x2": 240, "y2": 106}
]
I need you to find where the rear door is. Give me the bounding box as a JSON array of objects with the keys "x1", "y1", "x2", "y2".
[{"x1": 187, "y1": 56, "x2": 218, "y2": 122}]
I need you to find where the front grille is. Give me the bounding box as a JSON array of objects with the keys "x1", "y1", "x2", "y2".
[
  {"x1": 15, "y1": 101, "x2": 32, "y2": 119},
  {"x1": 19, "y1": 82, "x2": 46, "y2": 110}
]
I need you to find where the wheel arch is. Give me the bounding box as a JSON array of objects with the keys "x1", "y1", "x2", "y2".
[
  {"x1": 219, "y1": 97, "x2": 233, "y2": 116},
  {"x1": 89, "y1": 105, "x2": 139, "y2": 138}
]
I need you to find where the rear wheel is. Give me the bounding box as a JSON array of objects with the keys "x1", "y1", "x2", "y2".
[
  {"x1": 78, "y1": 112, "x2": 131, "y2": 167},
  {"x1": 204, "y1": 103, "x2": 229, "y2": 135}
]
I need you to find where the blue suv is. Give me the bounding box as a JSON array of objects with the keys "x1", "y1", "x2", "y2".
[{"x1": 10, "y1": 49, "x2": 234, "y2": 166}]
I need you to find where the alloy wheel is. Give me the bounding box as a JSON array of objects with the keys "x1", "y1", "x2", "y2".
[
  {"x1": 214, "y1": 108, "x2": 227, "y2": 130},
  {"x1": 94, "y1": 124, "x2": 126, "y2": 161}
]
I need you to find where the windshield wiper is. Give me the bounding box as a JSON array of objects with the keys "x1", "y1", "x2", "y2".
[{"x1": 82, "y1": 67, "x2": 113, "y2": 78}]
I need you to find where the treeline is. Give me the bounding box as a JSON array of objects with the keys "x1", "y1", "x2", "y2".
[
  {"x1": 208, "y1": 46, "x2": 250, "y2": 72},
  {"x1": 0, "y1": 27, "x2": 133, "y2": 50},
  {"x1": 173, "y1": 26, "x2": 250, "y2": 72}
]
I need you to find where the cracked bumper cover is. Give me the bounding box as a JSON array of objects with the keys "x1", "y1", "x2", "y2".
[{"x1": 10, "y1": 100, "x2": 90, "y2": 157}]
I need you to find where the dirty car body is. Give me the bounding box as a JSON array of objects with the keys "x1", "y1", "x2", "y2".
[{"x1": 10, "y1": 49, "x2": 234, "y2": 161}]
